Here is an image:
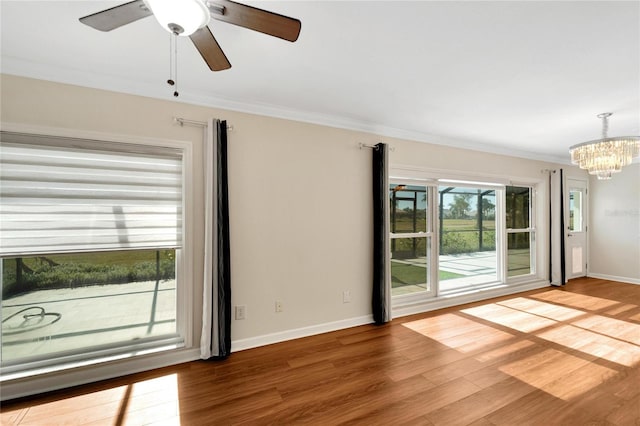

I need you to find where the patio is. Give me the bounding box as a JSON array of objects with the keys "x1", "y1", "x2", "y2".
[
  {"x1": 392, "y1": 249, "x2": 531, "y2": 296},
  {"x1": 1, "y1": 280, "x2": 176, "y2": 364}
]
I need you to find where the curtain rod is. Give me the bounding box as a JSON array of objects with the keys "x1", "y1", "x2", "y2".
[
  {"x1": 359, "y1": 143, "x2": 395, "y2": 151},
  {"x1": 173, "y1": 117, "x2": 234, "y2": 131}
]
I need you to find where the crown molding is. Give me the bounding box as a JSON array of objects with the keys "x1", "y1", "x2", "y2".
[{"x1": 2, "y1": 57, "x2": 569, "y2": 165}]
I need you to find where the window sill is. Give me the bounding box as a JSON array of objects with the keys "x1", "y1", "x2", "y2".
[
  {"x1": 392, "y1": 278, "x2": 549, "y2": 319},
  {"x1": 1, "y1": 341, "x2": 199, "y2": 402}
]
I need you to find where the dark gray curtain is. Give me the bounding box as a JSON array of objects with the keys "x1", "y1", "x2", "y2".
[
  {"x1": 215, "y1": 120, "x2": 232, "y2": 357},
  {"x1": 549, "y1": 169, "x2": 566, "y2": 286},
  {"x1": 201, "y1": 119, "x2": 231, "y2": 360},
  {"x1": 548, "y1": 173, "x2": 552, "y2": 283},
  {"x1": 372, "y1": 143, "x2": 390, "y2": 324}
]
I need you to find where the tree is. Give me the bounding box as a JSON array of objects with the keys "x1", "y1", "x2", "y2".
[
  {"x1": 481, "y1": 197, "x2": 495, "y2": 219},
  {"x1": 449, "y1": 194, "x2": 471, "y2": 219}
]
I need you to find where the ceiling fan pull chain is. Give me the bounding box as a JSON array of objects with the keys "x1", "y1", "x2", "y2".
[
  {"x1": 174, "y1": 33, "x2": 179, "y2": 97},
  {"x1": 166, "y1": 33, "x2": 179, "y2": 97},
  {"x1": 167, "y1": 33, "x2": 175, "y2": 87}
]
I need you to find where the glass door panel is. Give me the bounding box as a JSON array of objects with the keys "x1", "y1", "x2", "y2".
[{"x1": 438, "y1": 186, "x2": 497, "y2": 293}]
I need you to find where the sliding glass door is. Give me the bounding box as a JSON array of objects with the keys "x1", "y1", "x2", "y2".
[{"x1": 438, "y1": 185, "x2": 498, "y2": 294}]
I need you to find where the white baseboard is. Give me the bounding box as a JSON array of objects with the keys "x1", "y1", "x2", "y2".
[
  {"x1": 231, "y1": 281, "x2": 551, "y2": 350},
  {"x1": 587, "y1": 273, "x2": 640, "y2": 285},
  {"x1": 231, "y1": 315, "x2": 374, "y2": 352},
  {"x1": 1, "y1": 347, "x2": 200, "y2": 402}
]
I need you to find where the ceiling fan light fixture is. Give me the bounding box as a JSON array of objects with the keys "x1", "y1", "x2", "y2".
[
  {"x1": 145, "y1": 0, "x2": 210, "y2": 36},
  {"x1": 569, "y1": 112, "x2": 640, "y2": 180}
]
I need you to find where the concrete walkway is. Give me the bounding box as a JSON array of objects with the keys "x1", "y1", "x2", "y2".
[
  {"x1": 439, "y1": 251, "x2": 497, "y2": 277},
  {"x1": 392, "y1": 249, "x2": 532, "y2": 296}
]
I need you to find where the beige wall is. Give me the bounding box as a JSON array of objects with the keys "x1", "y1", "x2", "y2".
[
  {"x1": 1, "y1": 74, "x2": 578, "y2": 349},
  {"x1": 588, "y1": 163, "x2": 640, "y2": 283}
]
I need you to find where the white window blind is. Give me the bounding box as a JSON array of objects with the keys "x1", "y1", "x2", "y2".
[{"x1": 0, "y1": 132, "x2": 183, "y2": 257}]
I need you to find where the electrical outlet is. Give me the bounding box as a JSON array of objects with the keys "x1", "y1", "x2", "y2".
[
  {"x1": 343, "y1": 290, "x2": 351, "y2": 303},
  {"x1": 275, "y1": 300, "x2": 283, "y2": 313},
  {"x1": 235, "y1": 305, "x2": 246, "y2": 320}
]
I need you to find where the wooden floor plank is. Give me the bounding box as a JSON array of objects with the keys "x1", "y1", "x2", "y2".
[
  {"x1": 2, "y1": 277, "x2": 639, "y2": 425},
  {"x1": 425, "y1": 376, "x2": 536, "y2": 425},
  {"x1": 486, "y1": 388, "x2": 567, "y2": 425},
  {"x1": 607, "y1": 393, "x2": 640, "y2": 425}
]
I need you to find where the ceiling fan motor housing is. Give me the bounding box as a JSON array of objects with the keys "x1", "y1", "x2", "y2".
[
  {"x1": 168, "y1": 23, "x2": 185, "y2": 35},
  {"x1": 145, "y1": 0, "x2": 210, "y2": 37}
]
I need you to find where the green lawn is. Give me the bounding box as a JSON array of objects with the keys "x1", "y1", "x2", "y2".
[
  {"x1": 391, "y1": 262, "x2": 464, "y2": 288},
  {"x1": 441, "y1": 218, "x2": 495, "y2": 230},
  {"x1": 2, "y1": 250, "x2": 175, "y2": 298},
  {"x1": 30, "y1": 250, "x2": 166, "y2": 266},
  {"x1": 392, "y1": 217, "x2": 495, "y2": 232},
  {"x1": 391, "y1": 217, "x2": 497, "y2": 255}
]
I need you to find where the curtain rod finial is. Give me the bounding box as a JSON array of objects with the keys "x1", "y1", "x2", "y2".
[{"x1": 359, "y1": 142, "x2": 381, "y2": 151}]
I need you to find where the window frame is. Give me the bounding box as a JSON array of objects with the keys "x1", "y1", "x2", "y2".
[
  {"x1": 389, "y1": 166, "x2": 541, "y2": 306},
  {"x1": 0, "y1": 125, "x2": 194, "y2": 380},
  {"x1": 437, "y1": 183, "x2": 504, "y2": 293},
  {"x1": 389, "y1": 178, "x2": 437, "y2": 301},
  {"x1": 505, "y1": 184, "x2": 537, "y2": 282}
]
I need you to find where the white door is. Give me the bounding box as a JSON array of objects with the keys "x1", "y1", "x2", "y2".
[{"x1": 566, "y1": 179, "x2": 588, "y2": 279}]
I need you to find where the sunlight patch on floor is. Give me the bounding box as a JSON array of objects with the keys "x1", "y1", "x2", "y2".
[
  {"x1": 402, "y1": 313, "x2": 515, "y2": 353},
  {"x1": 571, "y1": 314, "x2": 640, "y2": 345},
  {"x1": 537, "y1": 324, "x2": 640, "y2": 368},
  {"x1": 539, "y1": 361, "x2": 618, "y2": 400},
  {"x1": 2, "y1": 374, "x2": 182, "y2": 426},
  {"x1": 463, "y1": 292, "x2": 640, "y2": 368},
  {"x1": 529, "y1": 290, "x2": 619, "y2": 311},
  {"x1": 402, "y1": 289, "x2": 640, "y2": 403},
  {"x1": 496, "y1": 297, "x2": 586, "y2": 321},
  {"x1": 499, "y1": 348, "x2": 617, "y2": 401},
  {"x1": 461, "y1": 303, "x2": 557, "y2": 333}
]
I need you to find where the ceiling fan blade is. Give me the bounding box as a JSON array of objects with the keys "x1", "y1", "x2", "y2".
[
  {"x1": 209, "y1": 0, "x2": 301, "y2": 42},
  {"x1": 79, "y1": 0, "x2": 153, "y2": 32},
  {"x1": 190, "y1": 26, "x2": 232, "y2": 71}
]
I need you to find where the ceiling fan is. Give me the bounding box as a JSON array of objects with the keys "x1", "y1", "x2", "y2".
[{"x1": 79, "y1": 0, "x2": 301, "y2": 72}]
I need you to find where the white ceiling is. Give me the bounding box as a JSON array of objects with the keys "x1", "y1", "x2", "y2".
[{"x1": 1, "y1": 1, "x2": 639, "y2": 163}]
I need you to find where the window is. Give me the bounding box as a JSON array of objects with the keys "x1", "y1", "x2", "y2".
[
  {"x1": 506, "y1": 186, "x2": 535, "y2": 278},
  {"x1": 389, "y1": 183, "x2": 434, "y2": 297},
  {"x1": 389, "y1": 173, "x2": 537, "y2": 301},
  {"x1": 569, "y1": 189, "x2": 583, "y2": 232},
  {"x1": 0, "y1": 132, "x2": 187, "y2": 374}
]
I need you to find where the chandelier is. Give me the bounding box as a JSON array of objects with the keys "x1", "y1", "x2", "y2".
[{"x1": 569, "y1": 113, "x2": 640, "y2": 180}]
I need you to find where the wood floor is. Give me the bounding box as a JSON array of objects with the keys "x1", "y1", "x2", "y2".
[{"x1": 2, "y1": 277, "x2": 640, "y2": 425}]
